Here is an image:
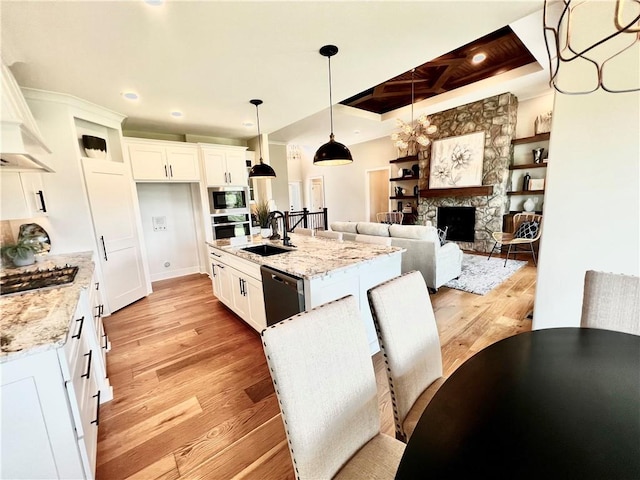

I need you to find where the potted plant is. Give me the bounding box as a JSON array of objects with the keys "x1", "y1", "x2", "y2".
[
  {"x1": 1, "y1": 239, "x2": 40, "y2": 267},
  {"x1": 252, "y1": 199, "x2": 272, "y2": 238}
]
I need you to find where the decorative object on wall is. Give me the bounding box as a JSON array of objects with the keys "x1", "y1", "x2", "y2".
[
  {"x1": 82, "y1": 135, "x2": 107, "y2": 159},
  {"x1": 17, "y1": 222, "x2": 51, "y2": 254},
  {"x1": 534, "y1": 111, "x2": 552, "y2": 134},
  {"x1": 532, "y1": 147, "x2": 545, "y2": 163},
  {"x1": 390, "y1": 70, "x2": 438, "y2": 158},
  {"x1": 248, "y1": 99, "x2": 276, "y2": 178},
  {"x1": 314, "y1": 45, "x2": 353, "y2": 166},
  {"x1": 429, "y1": 131, "x2": 485, "y2": 189},
  {"x1": 543, "y1": 0, "x2": 640, "y2": 94}
]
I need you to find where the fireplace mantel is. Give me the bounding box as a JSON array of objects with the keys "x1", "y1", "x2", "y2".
[{"x1": 419, "y1": 186, "x2": 494, "y2": 198}]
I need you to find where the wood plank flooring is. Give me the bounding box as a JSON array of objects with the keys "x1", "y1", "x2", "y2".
[{"x1": 96, "y1": 260, "x2": 536, "y2": 479}]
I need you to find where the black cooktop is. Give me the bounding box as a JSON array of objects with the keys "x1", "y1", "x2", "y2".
[{"x1": 0, "y1": 265, "x2": 79, "y2": 295}]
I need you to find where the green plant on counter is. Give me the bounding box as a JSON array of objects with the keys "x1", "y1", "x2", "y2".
[
  {"x1": 1, "y1": 240, "x2": 40, "y2": 265},
  {"x1": 252, "y1": 199, "x2": 271, "y2": 228}
]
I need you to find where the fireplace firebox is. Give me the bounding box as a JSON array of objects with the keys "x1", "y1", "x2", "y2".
[{"x1": 437, "y1": 207, "x2": 476, "y2": 242}]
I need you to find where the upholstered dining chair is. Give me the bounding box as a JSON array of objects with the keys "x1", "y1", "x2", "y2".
[
  {"x1": 294, "y1": 227, "x2": 315, "y2": 236},
  {"x1": 487, "y1": 213, "x2": 542, "y2": 267},
  {"x1": 367, "y1": 271, "x2": 446, "y2": 443},
  {"x1": 261, "y1": 295, "x2": 405, "y2": 479},
  {"x1": 355, "y1": 234, "x2": 392, "y2": 246},
  {"x1": 316, "y1": 230, "x2": 343, "y2": 241},
  {"x1": 377, "y1": 212, "x2": 404, "y2": 224},
  {"x1": 581, "y1": 270, "x2": 640, "y2": 336}
]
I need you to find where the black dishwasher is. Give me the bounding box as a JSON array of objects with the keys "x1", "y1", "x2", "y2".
[{"x1": 260, "y1": 266, "x2": 305, "y2": 326}]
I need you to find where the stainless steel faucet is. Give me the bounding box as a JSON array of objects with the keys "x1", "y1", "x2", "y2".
[{"x1": 266, "y1": 211, "x2": 295, "y2": 247}]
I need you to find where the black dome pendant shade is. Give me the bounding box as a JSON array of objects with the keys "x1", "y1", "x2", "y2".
[
  {"x1": 314, "y1": 45, "x2": 353, "y2": 166},
  {"x1": 248, "y1": 99, "x2": 276, "y2": 178}
]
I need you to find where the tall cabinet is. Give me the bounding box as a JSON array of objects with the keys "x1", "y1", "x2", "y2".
[{"x1": 23, "y1": 89, "x2": 151, "y2": 316}]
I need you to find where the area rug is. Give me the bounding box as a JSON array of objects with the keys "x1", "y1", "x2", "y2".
[{"x1": 444, "y1": 253, "x2": 527, "y2": 295}]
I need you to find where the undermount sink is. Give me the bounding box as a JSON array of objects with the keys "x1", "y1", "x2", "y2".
[{"x1": 241, "y1": 244, "x2": 292, "y2": 257}]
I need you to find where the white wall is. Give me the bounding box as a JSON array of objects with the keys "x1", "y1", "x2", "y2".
[
  {"x1": 300, "y1": 136, "x2": 396, "y2": 224},
  {"x1": 533, "y1": 95, "x2": 639, "y2": 327},
  {"x1": 136, "y1": 183, "x2": 201, "y2": 282},
  {"x1": 268, "y1": 142, "x2": 289, "y2": 212}
]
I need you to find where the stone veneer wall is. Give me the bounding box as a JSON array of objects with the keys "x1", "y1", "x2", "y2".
[{"x1": 417, "y1": 93, "x2": 518, "y2": 252}]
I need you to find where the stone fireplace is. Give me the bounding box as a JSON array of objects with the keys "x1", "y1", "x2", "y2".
[
  {"x1": 437, "y1": 206, "x2": 476, "y2": 242},
  {"x1": 417, "y1": 93, "x2": 518, "y2": 252}
]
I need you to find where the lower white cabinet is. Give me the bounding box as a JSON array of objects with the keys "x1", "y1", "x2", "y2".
[
  {"x1": 208, "y1": 246, "x2": 266, "y2": 332},
  {"x1": 0, "y1": 289, "x2": 105, "y2": 479}
]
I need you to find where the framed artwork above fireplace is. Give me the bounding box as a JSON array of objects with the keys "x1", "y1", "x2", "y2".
[{"x1": 429, "y1": 131, "x2": 485, "y2": 189}]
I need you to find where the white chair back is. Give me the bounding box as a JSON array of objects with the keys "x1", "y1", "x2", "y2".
[
  {"x1": 367, "y1": 271, "x2": 444, "y2": 441},
  {"x1": 261, "y1": 296, "x2": 381, "y2": 479},
  {"x1": 581, "y1": 270, "x2": 640, "y2": 336},
  {"x1": 316, "y1": 230, "x2": 343, "y2": 241}
]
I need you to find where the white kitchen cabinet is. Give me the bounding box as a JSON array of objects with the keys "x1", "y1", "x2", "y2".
[
  {"x1": 87, "y1": 270, "x2": 112, "y2": 402},
  {"x1": 201, "y1": 145, "x2": 247, "y2": 186},
  {"x1": 126, "y1": 139, "x2": 200, "y2": 182},
  {"x1": 0, "y1": 171, "x2": 48, "y2": 220},
  {"x1": 1, "y1": 290, "x2": 102, "y2": 479},
  {"x1": 208, "y1": 245, "x2": 266, "y2": 332}
]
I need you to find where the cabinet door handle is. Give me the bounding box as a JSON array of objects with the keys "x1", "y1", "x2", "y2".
[
  {"x1": 36, "y1": 190, "x2": 47, "y2": 212},
  {"x1": 82, "y1": 350, "x2": 92, "y2": 379},
  {"x1": 100, "y1": 235, "x2": 108, "y2": 261},
  {"x1": 228, "y1": 172, "x2": 232, "y2": 183},
  {"x1": 211, "y1": 264, "x2": 216, "y2": 277},
  {"x1": 99, "y1": 304, "x2": 104, "y2": 316},
  {"x1": 210, "y1": 251, "x2": 222, "y2": 258},
  {"x1": 239, "y1": 277, "x2": 244, "y2": 295},
  {"x1": 72, "y1": 316, "x2": 85, "y2": 339},
  {"x1": 94, "y1": 305, "x2": 101, "y2": 318},
  {"x1": 243, "y1": 279, "x2": 247, "y2": 296},
  {"x1": 164, "y1": 165, "x2": 168, "y2": 178},
  {"x1": 91, "y1": 391, "x2": 101, "y2": 426},
  {"x1": 95, "y1": 281, "x2": 100, "y2": 291},
  {"x1": 103, "y1": 333, "x2": 108, "y2": 350},
  {"x1": 169, "y1": 165, "x2": 173, "y2": 177}
]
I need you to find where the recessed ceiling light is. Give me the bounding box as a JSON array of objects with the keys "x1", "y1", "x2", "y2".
[
  {"x1": 144, "y1": 0, "x2": 163, "y2": 5},
  {"x1": 170, "y1": 111, "x2": 183, "y2": 118},
  {"x1": 242, "y1": 121, "x2": 254, "y2": 128},
  {"x1": 472, "y1": 53, "x2": 487, "y2": 64},
  {"x1": 122, "y1": 92, "x2": 139, "y2": 100},
  {"x1": 354, "y1": 130, "x2": 361, "y2": 135}
]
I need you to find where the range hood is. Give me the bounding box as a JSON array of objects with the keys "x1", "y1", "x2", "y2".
[{"x1": 1, "y1": 61, "x2": 53, "y2": 172}]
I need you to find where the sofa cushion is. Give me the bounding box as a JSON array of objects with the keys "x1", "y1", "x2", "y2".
[
  {"x1": 389, "y1": 224, "x2": 439, "y2": 243},
  {"x1": 330, "y1": 221, "x2": 358, "y2": 234},
  {"x1": 357, "y1": 222, "x2": 390, "y2": 237}
]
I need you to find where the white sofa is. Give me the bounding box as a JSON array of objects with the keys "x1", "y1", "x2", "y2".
[{"x1": 330, "y1": 221, "x2": 463, "y2": 291}]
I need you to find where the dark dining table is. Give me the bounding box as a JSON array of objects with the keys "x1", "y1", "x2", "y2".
[{"x1": 395, "y1": 328, "x2": 640, "y2": 479}]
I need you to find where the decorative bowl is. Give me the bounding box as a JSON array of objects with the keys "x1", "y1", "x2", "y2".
[{"x1": 82, "y1": 135, "x2": 107, "y2": 159}]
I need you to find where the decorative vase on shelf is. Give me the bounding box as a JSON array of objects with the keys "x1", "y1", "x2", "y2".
[{"x1": 523, "y1": 197, "x2": 537, "y2": 212}]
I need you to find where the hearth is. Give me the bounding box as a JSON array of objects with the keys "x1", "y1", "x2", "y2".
[{"x1": 438, "y1": 207, "x2": 475, "y2": 242}]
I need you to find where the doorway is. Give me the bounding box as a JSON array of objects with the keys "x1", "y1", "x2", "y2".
[
  {"x1": 288, "y1": 182, "x2": 302, "y2": 211},
  {"x1": 309, "y1": 176, "x2": 325, "y2": 212},
  {"x1": 366, "y1": 168, "x2": 391, "y2": 222}
]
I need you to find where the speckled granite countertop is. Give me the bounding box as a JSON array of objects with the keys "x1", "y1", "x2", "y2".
[
  {"x1": 208, "y1": 233, "x2": 403, "y2": 279},
  {"x1": 0, "y1": 252, "x2": 95, "y2": 362}
]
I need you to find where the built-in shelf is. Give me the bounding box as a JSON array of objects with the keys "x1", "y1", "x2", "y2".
[
  {"x1": 389, "y1": 155, "x2": 419, "y2": 164},
  {"x1": 390, "y1": 195, "x2": 418, "y2": 200},
  {"x1": 390, "y1": 176, "x2": 419, "y2": 181},
  {"x1": 509, "y1": 163, "x2": 548, "y2": 170},
  {"x1": 419, "y1": 186, "x2": 494, "y2": 198},
  {"x1": 507, "y1": 189, "x2": 544, "y2": 196},
  {"x1": 512, "y1": 133, "x2": 550, "y2": 145}
]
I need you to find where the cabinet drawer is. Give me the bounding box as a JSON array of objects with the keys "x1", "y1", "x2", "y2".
[{"x1": 60, "y1": 306, "x2": 88, "y2": 381}]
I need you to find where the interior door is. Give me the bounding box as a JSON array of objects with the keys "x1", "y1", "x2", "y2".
[
  {"x1": 82, "y1": 159, "x2": 147, "y2": 312},
  {"x1": 367, "y1": 168, "x2": 390, "y2": 222}
]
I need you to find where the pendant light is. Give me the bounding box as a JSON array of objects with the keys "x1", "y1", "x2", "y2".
[
  {"x1": 248, "y1": 99, "x2": 276, "y2": 178},
  {"x1": 313, "y1": 45, "x2": 353, "y2": 166}
]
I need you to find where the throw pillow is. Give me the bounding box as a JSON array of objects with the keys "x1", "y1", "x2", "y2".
[
  {"x1": 437, "y1": 226, "x2": 448, "y2": 246},
  {"x1": 514, "y1": 220, "x2": 539, "y2": 239}
]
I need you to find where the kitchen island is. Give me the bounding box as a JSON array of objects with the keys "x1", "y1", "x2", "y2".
[{"x1": 208, "y1": 233, "x2": 404, "y2": 354}]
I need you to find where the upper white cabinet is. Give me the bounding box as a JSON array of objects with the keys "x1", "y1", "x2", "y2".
[
  {"x1": 125, "y1": 138, "x2": 200, "y2": 182},
  {"x1": 1, "y1": 60, "x2": 53, "y2": 172},
  {"x1": 200, "y1": 144, "x2": 247, "y2": 186},
  {"x1": 0, "y1": 171, "x2": 48, "y2": 220}
]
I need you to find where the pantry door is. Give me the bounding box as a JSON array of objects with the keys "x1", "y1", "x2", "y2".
[{"x1": 82, "y1": 158, "x2": 148, "y2": 312}]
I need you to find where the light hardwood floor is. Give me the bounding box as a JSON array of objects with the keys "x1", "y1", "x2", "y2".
[{"x1": 96, "y1": 260, "x2": 536, "y2": 479}]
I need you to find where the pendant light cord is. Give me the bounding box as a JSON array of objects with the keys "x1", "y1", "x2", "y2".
[
  {"x1": 255, "y1": 103, "x2": 264, "y2": 162},
  {"x1": 328, "y1": 55, "x2": 334, "y2": 137}
]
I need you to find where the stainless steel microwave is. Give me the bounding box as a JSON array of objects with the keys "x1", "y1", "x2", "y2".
[{"x1": 208, "y1": 186, "x2": 249, "y2": 214}]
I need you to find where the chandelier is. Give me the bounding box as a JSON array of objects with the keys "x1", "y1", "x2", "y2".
[{"x1": 390, "y1": 69, "x2": 438, "y2": 158}]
